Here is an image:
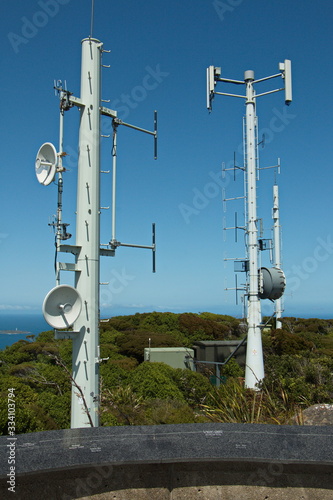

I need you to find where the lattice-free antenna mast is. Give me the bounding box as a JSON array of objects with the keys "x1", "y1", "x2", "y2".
[
  {"x1": 36, "y1": 35, "x2": 157, "y2": 428},
  {"x1": 206, "y1": 60, "x2": 291, "y2": 389},
  {"x1": 272, "y1": 183, "x2": 283, "y2": 329}
]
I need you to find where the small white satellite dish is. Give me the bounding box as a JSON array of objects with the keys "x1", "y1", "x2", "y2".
[
  {"x1": 43, "y1": 285, "x2": 82, "y2": 329},
  {"x1": 35, "y1": 142, "x2": 58, "y2": 185}
]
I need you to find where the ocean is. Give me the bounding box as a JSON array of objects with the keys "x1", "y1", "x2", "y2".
[
  {"x1": 0, "y1": 309, "x2": 128, "y2": 351},
  {"x1": 0, "y1": 314, "x2": 51, "y2": 351},
  {"x1": 0, "y1": 308, "x2": 133, "y2": 351},
  {"x1": 1, "y1": 309, "x2": 331, "y2": 352}
]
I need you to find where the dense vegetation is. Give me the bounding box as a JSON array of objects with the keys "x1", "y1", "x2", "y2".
[{"x1": 1, "y1": 312, "x2": 333, "y2": 434}]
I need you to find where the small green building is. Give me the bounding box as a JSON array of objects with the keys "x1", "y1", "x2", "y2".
[{"x1": 144, "y1": 347, "x2": 195, "y2": 371}]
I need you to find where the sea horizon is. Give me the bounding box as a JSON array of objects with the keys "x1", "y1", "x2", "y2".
[{"x1": 1, "y1": 308, "x2": 332, "y2": 352}]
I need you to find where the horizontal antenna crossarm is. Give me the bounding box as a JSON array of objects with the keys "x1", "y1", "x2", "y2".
[
  {"x1": 225, "y1": 286, "x2": 247, "y2": 291},
  {"x1": 114, "y1": 118, "x2": 156, "y2": 137},
  {"x1": 99, "y1": 248, "x2": 115, "y2": 257},
  {"x1": 112, "y1": 241, "x2": 155, "y2": 250},
  {"x1": 224, "y1": 166, "x2": 245, "y2": 171},
  {"x1": 253, "y1": 73, "x2": 282, "y2": 84},
  {"x1": 58, "y1": 244, "x2": 80, "y2": 255},
  {"x1": 224, "y1": 257, "x2": 248, "y2": 261},
  {"x1": 224, "y1": 196, "x2": 246, "y2": 201},
  {"x1": 224, "y1": 226, "x2": 246, "y2": 231},
  {"x1": 258, "y1": 164, "x2": 280, "y2": 171},
  {"x1": 100, "y1": 106, "x2": 117, "y2": 118},
  {"x1": 69, "y1": 96, "x2": 84, "y2": 107},
  {"x1": 214, "y1": 91, "x2": 246, "y2": 99},
  {"x1": 255, "y1": 88, "x2": 284, "y2": 99},
  {"x1": 216, "y1": 77, "x2": 244, "y2": 85}
]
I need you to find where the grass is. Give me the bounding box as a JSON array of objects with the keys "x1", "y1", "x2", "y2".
[{"x1": 201, "y1": 377, "x2": 310, "y2": 425}]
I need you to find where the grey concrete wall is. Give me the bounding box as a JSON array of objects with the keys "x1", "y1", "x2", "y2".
[
  {"x1": 6, "y1": 461, "x2": 333, "y2": 500},
  {"x1": 1, "y1": 423, "x2": 332, "y2": 500}
]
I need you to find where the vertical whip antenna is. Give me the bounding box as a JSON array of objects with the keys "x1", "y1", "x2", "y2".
[{"x1": 90, "y1": 0, "x2": 95, "y2": 39}]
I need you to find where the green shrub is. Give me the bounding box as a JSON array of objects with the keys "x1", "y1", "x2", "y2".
[
  {"x1": 220, "y1": 357, "x2": 244, "y2": 378},
  {"x1": 172, "y1": 368, "x2": 214, "y2": 406},
  {"x1": 269, "y1": 329, "x2": 315, "y2": 355},
  {"x1": 100, "y1": 362, "x2": 129, "y2": 390},
  {"x1": 139, "y1": 311, "x2": 180, "y2": 333},
  {"x1": 128, "y1": 362, "x2": 185, "y2": 401},
  {"x1": 144, "y1": 399, "x2": 204, "y2": 425},
  {"x1": 116, "y1": 330, "x2": 181, "y2": 362},
  {"x1": 37, "y1": 392, "x2": 71, "y2": 429},
  {"x1": 36, "y1": 331, "x2": 54, "y2": 342}
]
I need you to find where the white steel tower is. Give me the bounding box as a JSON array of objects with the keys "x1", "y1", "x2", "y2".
[
  {"x1": 71, "y1": 37, "x2": 102, "y2": 427},
  {"x1": 272, "y1": 184, "x2": 283, "y2": 329},
  {"x1": 243, "y1": 70, "x2": 264, "y2": 388},
  {"x1": 37, "y1": 35, "x2": 157, "y2": 428},
  {"x1": 206, "y1": 60, "x2": 292, "y2": 389}
]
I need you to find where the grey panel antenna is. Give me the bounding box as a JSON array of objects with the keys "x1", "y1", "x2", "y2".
[
  {"x1": 284, "y1": 59, "x2": 292, "y2": 104},
  {"x1": 279, "y1": 59, "x2": 292, "y2": 105},
  {"x1": 206, "y1": 66, "x2": 215, "y2": 110}
]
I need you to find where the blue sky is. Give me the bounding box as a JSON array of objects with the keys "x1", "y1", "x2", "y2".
[{"x1": 0, "y1": 0, "x2": 332, "y2": 319}]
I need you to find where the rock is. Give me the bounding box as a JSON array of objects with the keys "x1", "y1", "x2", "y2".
[{"x1": 297, "y1": 404, "x2": 333, "y2": 425}]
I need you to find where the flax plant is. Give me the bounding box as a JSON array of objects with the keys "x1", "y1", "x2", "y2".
[{"x1": 201, "y1": 377, "x2": 308, "y2": 425}]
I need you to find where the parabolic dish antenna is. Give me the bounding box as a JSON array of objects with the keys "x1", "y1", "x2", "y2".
[
  {"x1": 43, "y1": 285, "x2": 82, "y2": 329},
  {"x1": 259, "y1": 267, "x2": 286, "y2": 300},
  {"x1": 35, "y1": 142, "x2": 58, "y2": 185}
]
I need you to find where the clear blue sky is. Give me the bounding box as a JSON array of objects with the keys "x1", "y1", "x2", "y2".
[{"x1": 1, "y1": 0, "x2": 332, "y2": 319}]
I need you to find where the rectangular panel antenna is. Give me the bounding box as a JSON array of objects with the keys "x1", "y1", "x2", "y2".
[
  {"x1": 280, "y1": 59, "x2": 292, "y2": 105},
  {"x1": 206, "y1": 65, "x2": 215, "y2": 110}
]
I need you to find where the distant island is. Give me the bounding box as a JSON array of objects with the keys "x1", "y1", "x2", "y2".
[{"x1": 0, "y1": 330, "x2": 31, "y2": 335}]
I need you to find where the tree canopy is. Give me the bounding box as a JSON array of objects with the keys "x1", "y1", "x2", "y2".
[{"x1": 1, "y1": 312, "x2": 333, "y2": 433}]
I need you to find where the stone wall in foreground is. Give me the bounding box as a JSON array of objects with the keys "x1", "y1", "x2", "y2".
[{"x1": 1, "y1": 423, "x2": 332, "y2": 499}]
